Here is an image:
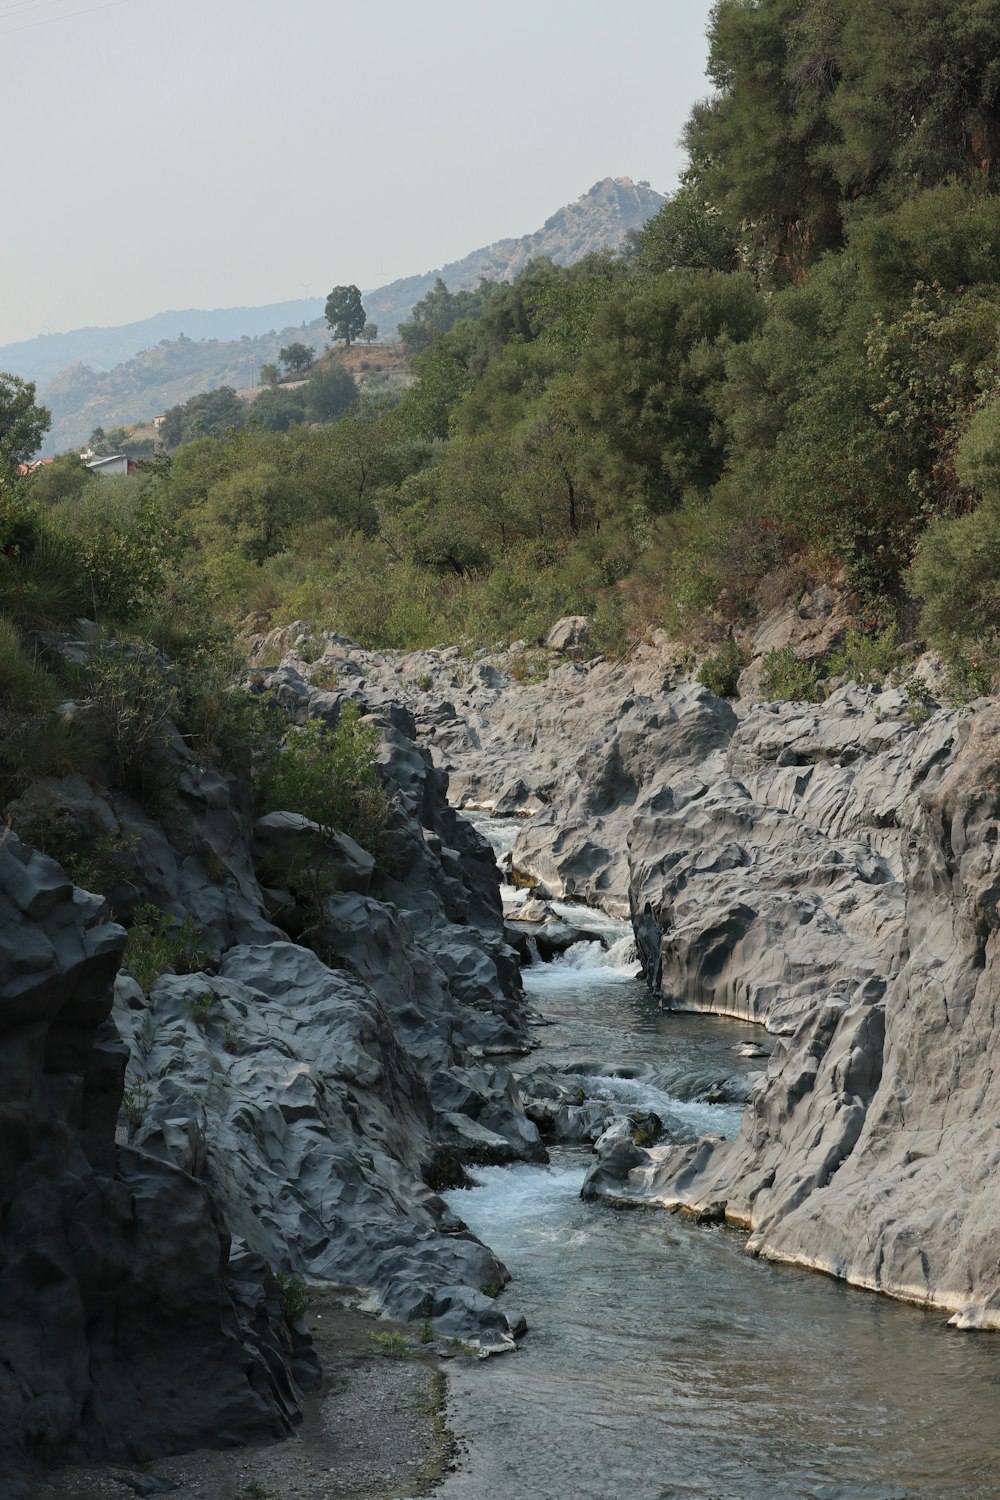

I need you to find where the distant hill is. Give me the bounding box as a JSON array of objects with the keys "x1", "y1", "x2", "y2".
[
  {"x1": 0, "y1": 299, "x2": 324, "y2": 389},
  {"x1": 21, "y1": 177, "x2": 665, "y2": 454},
  {"x1": 360, "y1": 176, "x2": 665, "y2": 336}
]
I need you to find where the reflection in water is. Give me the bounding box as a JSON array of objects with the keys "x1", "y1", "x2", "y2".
[{"x1": 438, "y1": 816, "x2": 1000, "y2": 1500}]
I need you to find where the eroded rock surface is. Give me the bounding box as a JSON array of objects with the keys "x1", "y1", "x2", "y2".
[
  {"x1": 0, "y1": 835, "x2": 301, "y2": 1498},
  {"x1": 256, "y1": 625, "x2": 1000, "y2": 1326}
]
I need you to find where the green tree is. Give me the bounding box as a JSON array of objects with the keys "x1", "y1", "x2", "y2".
[
  {"x1": 361, "y1": 323, "x2": 379, "y2": 345},
  {"x1": 325, "y1": 285, "x2": 367, "y2": 347},
  {"x1": 574, "y1": 269, "x2": 765, "y2": 513},
  {"x1": 637, "y1": 181, "x2": 739, "y2": 275},
  {"x1": 305, "y1": 365, "x2": 358, "y2": 423},
  {"x1": 279, "y1": 342, "x2": 315, "y2": 374},
  {"x1": 398, "y1": 276, "x2": 501, "y2": 356},
  {"x1": 247, "y1": 385, "x2": 308, "y2": 432},
  {"x1": 26, "y1": 453, "x2": 93, "y2": 507},
  {"x1": 0, "y1": 373, "x2": 52, "y2": 469},
  {"x1": 202, "y1": 461, "x2": 301, "y2": 565},
  {"x1": 259, "y1": 363, "x2": 280, "y2": 387}
]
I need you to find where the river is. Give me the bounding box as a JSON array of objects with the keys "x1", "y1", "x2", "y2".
[{"x1": 435, "y1": 818, "x2": 1000, "y2": 1500}]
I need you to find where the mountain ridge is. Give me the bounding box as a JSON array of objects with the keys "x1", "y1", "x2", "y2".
[{"x1": 15, "y1": 177, "x2": 664, "y2": 454}]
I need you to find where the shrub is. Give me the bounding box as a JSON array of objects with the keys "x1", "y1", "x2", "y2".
[
  {"x1": 369, "y1": 1330, "x2": 409, "y2": 1358},
  {"x1": 826, "y1": 625, "x2": 904, "y2": 687},
  {"x1": 121, "y1": 1081, "x2": 152, "y2": 1129},
  {"x1": 13, "y1": 806, "x2": 136, "y2": 897},
  {"x1": 0, "y1": 614, "x2": 59, "y2": 711},
  {"x1": 0, "y1": 530, "x2": 80, "y2": 626},
  {"x1": 760, "y1": 647, "x2": 821, "y2": 703},
  {"x1": 697, "y1": 640, "x2": 745, "y2": 697},
  {"x1": 944, "y1": 648, "x2": 996, "y2": 702},
  {"x1": 81, "y1": 646, "x2": 178, "y2": 788},
  {"x1": 255, "y1": 702, "x2": 388, "y2": 854},
  {"x1": 49, "y1": 475, "x2": 183, "y2": 624},
  {"x1": 276, "y1": 1271, "x2": 309, "y2": 1322},
  {"x1": 911, "y1": 497, "x2": 1000, "y2": 662},
  {"x1": 124, "y1": 904, "x2": 217, "y2": 993}
]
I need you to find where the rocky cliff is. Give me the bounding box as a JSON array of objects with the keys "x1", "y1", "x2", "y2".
[{"x1": 0, "y1": 833, "x2": 303, "y2": 1498}]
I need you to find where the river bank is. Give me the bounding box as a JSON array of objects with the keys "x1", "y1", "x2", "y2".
[{"x1": 32, "y1": 1294, "x2": 454, "y2": 1500}]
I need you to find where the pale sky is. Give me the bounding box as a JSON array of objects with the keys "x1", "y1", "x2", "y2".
[{"x1": 1, "y1": 0, "x2": 715, "y2": 345}]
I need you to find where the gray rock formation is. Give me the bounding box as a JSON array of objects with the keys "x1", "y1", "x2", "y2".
[
  {"x1": 3, "y1": 640, "x2": 548, "y2": 1487},
  {"x1": 0, "y1": 833, "x2": 305, "y2": 1498},
  {"x1": 590, "y1": 704, "x2": 1000, "y2": 1327}
]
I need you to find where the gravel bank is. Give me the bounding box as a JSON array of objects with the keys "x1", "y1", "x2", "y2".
[{"x1": 33, "y1": 1293, "x2": 457, "y2": 1500}]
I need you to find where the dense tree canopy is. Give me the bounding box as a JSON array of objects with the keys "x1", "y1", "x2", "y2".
[{"x1": 0, "y1": 373, "x2": 51, "y2": 469}]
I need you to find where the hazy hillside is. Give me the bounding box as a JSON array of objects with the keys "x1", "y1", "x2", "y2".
[
  {"x1": 40, "y1": 323, "x2": 330, "y2": 455},
  {"x1": 0, "y1": 299, "x2": 323, "y2": 388},
  {"x1": 31, "y1": 176, "x2": 665, "y2": 454}
]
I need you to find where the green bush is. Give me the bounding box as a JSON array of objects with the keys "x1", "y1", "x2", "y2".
[
  {"x1": 0, "y1": 530, "x2": 80, "y2": 626},
  {"x1": 13, "y1": 806, "x2": 136, "y2": 896},
  {"x1": 276, "y1": 1271, "x2": 309, "y2": 1322},
  {"x1": 0, "y1": 615, "x2": 59, "y2": 711},
  {"x1": 911, "y1": 497, "x2": 1000, "y2": 661},
  {"x1": 826, "y1": 625, "x2": 904, "y2": 686},
  {"x1": 255, "y1": 702, "x2": 388, "y2": 854},
  {"x1": 49, "y1": 475, "x2": 183, "y2": 624},
  {"x1": 81, "y1": 646, "x2": 178, "y2": 788},
  {"x1": 124, "y1": 904, "x2": 217, "y2": 993},
  {"x1": 760, "y1": 647, "x2": 821, "y2": 703},
  {"x1": 697, "y1": 640, "x2": 745, "y2": 697}
]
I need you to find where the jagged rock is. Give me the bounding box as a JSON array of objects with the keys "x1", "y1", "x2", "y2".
[
  {"x1": 0, "y1": 835, "x2": 301, "y2": 1497},
  {"x1": 299, "y1": 630, "x2": 1000, "y2": 1325},
  {"x1": 583, "y1": 702, "x2": 1000, "y2": 1325},
  {"x1": 253, "y1": 810, "x2": 376, "y2": 895},
  {"x1": 545, "y1": 615, "x2": 590, "y2": 653}
]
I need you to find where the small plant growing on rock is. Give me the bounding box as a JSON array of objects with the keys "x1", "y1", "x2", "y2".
[
  {"x1": 254, "y1": 702, "x2": 388, "y2": 854},
  {"x1": 697, "y1": 640, "x2": 745, "y2": 698},
  {"x1": 183, "y1": 990, "x2": 214, "y2": 1028},
  {"x1": 124, "y1": 904, "x2": 218, "y2": 993},
  {"x1": 201, "y1": 847, "x2": 228, "y2": 885},
  {"x1": 370, "y1": 1329, "x2": 409, "y2": 1358},
  {"x1": 223, "y1": 1021, "x2": 243, "y2": 1054},
  {"x1": 122, "y1": 1081, "x2": 152, "y2": 1129},
  {"x1": 826, "y1": 624, "x2": 904, "y2": 687},
  {"x1": 308, "y1": 663, "x2": 340, "y2": 692},
  {"x1": 900, "y1": 670, "x2": 935, "y2": 726},
  {"x1": 276, "y1": 1271, "x2": 309, "y2": 1322}
]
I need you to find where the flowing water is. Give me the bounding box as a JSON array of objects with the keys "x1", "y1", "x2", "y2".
[{"x1": 435, "y1": 818, "x2": 1000, "y2": 1500}]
